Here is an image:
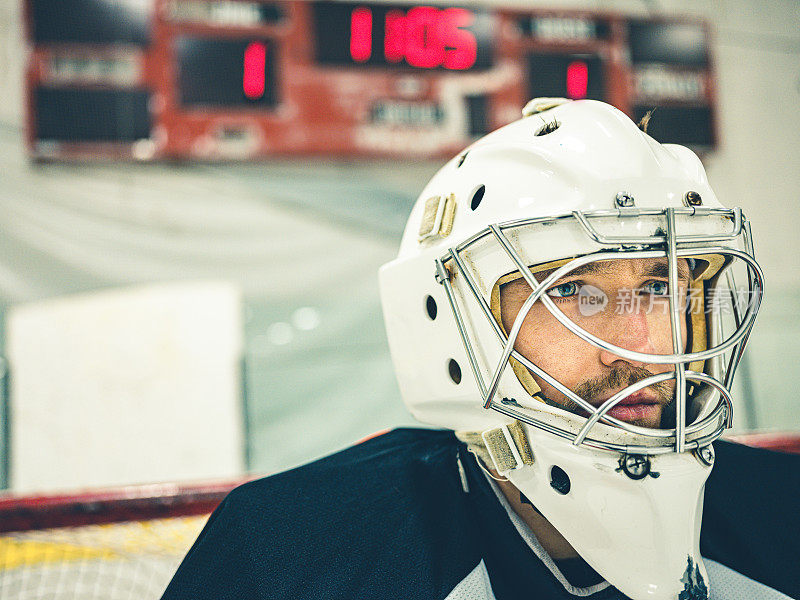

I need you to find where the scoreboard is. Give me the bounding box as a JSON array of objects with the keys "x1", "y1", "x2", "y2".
[{"x1": 24, "y1": 0, "x2": 718, "y2": 160}]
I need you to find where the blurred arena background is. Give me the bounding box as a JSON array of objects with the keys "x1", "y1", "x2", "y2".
[{"x1": 0, "y1": 0, "x2": 798, "y2": 597}]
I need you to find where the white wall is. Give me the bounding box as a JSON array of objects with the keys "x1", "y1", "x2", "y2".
[
  {"x1": 6, "y1": 282, "x2": 245, "y2": 493},
  {"x1": 0, "y1": 0, "x2": 23, "y2": 128},
  {"x1": 701, "y1": 2, "x2": 800, "y2": 431}
]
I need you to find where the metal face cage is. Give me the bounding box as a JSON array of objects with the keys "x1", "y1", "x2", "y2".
[{"x1": 434, "y1": 207, "x2": 764, "y2": 455}]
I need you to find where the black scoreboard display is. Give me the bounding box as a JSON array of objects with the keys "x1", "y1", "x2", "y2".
[
  {"x1": 628, "y1": 19, "x2": 713, "y2": 147},
  {"x1": 24, "y1": 1, "x2": 718, "y2": 160},
  {"x1": 527, "y1": 54, "x2": 604, "y2": 102},
  {"x1": 176, "y1": 37, "x2": 279, "y2": 107},
  {"x1": 35, "y1": 87, "x2": 151, "y2": 142},
  {"x1": 628, "y1": 21, "x2": 708, "y2": 67},
  {"x1": 312, "y1": 2, "x2": 494, "y2": 71},
  {"x1": 30, "y1": 0, "x2": 152, "y2": 45}
]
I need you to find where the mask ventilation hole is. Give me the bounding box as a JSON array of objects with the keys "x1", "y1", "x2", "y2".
[
  {"x1": 448, "y1": 359, "x2": 462, "y2": 384},
  {"x1": 549, "y1": 466, "x2": 570, "y2": 495},
  {"x1": 535, "y1": 119, "x2": 560, "y2": 136},
  {"x1": 470, "y1": 185, "x2": 485, "y2": 211},
  {"x1": 425, "y1": 295, "x2": 437, "y2": 320},
  {"x1": 457, "y1": 152, "x2": 468, "y2": 168}
]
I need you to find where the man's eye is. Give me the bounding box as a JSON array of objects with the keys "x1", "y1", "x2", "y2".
[
  {"x1": 546, "y1": 282, "x2": 579, "y2": 299},
  {"x1": 642, "y1": 281, "x2": 669, "y2": 296}
]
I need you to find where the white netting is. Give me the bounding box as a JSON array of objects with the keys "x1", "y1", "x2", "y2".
[{"x1": 0, "y1": 515, "x2": 207, "y2": 600}]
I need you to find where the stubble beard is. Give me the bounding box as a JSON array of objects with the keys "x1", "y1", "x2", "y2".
[{"x1": 549, "y1": 364, "x2": 674, "y2": 428}]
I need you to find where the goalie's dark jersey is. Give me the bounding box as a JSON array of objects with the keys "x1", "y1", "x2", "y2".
[{"x1": 161, "y1": 428, "x2": 799, "y2": 600}]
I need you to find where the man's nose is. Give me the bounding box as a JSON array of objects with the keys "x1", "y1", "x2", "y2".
[{"x1": 597, "y1": 308, "x2": 669, "y2": 370}]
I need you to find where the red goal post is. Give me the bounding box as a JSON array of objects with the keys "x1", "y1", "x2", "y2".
[
  {"x1": 725, "y1": 432, "x2": 800, "y2": 456},
  {"x1": 0, "y1": 480, "x2": 247, "y2": 533}
]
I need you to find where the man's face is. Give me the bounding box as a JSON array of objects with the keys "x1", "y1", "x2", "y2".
[{"x1": 499, "y1": 258, "x2": 691, "y2": 428}]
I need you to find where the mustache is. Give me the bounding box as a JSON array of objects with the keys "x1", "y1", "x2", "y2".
[{"x1": 574, "y1": 365, "x2": 672, "y2": 404}]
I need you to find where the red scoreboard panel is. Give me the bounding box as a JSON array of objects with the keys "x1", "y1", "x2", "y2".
[{"x1": 24, "y1": 1, "x2": 718, "y2": 160}]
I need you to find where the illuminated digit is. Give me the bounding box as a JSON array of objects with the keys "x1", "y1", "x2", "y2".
[
  {"x1": 384, "y1": 9, "x2": 405, "y2": 63},
  {"x1": 404, "y1": 6, "x2": 444, "y2": 69},
  {"x1": 566, "y1": 60, "x2": 589, "y2": 99},
  {"x1": 440, "y1": 8, "x2": 477, "y2": 70},
  {"x1": 350, "y1": 7, "x2": 373, "y2": 62},
  {"x1": 243, "y1": 41, "x2": 266, "y2": 100}
]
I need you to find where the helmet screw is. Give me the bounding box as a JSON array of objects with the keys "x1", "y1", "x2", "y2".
[
  {"x1": 615, "y1": 191, "x2": 635, "y2": 208},
  {"x1": 684, "y1": 191, "x2": 703, "y2": 207},
  {"x1": 618, "y1": 454, "x2": 651, "y2": 480},
  {"x1": 695, "y1": 445, "x2": 715, "y2": 466}
]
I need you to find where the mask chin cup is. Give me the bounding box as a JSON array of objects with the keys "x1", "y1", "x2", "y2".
[{"x1": 503, "y1": 422, "x2": 712, "y2": 600}]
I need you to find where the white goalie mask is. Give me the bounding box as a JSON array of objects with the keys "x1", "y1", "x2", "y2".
[{"x1": 379, "y1": 99, "x2": 763, "y2": 600}]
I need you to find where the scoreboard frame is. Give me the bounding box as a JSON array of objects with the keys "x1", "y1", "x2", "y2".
[{"x1": 23, "y1": 1, "x2": 719, "y2": 160}]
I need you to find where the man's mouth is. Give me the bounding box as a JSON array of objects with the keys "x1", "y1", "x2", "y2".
[{"x1": 595, "y1": 391, "x2": 661, "y2": 424}]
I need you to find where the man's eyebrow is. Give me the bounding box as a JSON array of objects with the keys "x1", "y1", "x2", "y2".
[
  {"x1": 537, "y1": 260, "x2": 691, "y2": 281},
  {"x1": 552, "y1": 262, "x2": 609, "y2": 278},
  {"x1": 525, "y1": 262, "x2": 608, "y2": 284},
  {"x1": 644, "y1": 262, "x2": 691, "y2": 281}
]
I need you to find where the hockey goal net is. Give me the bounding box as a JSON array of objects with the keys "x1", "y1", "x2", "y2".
[{"x1": 0, "y1": 480, "x2": 245, "y2": 599}]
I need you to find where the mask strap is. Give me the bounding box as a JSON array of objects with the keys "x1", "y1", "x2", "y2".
[{"x1": 458, "y1": 421, "x2": 535, "y2": 476}]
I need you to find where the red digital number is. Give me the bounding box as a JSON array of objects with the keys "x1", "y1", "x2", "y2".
[
  {"x1": 349, "y1": 5, "x2": 478, "y2": 70},
  {"x1": 384, "y1": 9, "x2": 405, "y2": 63},
  {"x1": 403, "y1": 6, "x2": 444, "y2": 68},
  {"x1": 440, "y1": 8, "x2": 477, "y2": 70},
  {"x1": 243, "y1": 41, "x2": 266, "y2": 100},
  {"x1": 350, "y1": 7, "x2": 373, "y2": 62},
  {"x1": 566, "y1": 60, "x2": 589, "y2": 99}
]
